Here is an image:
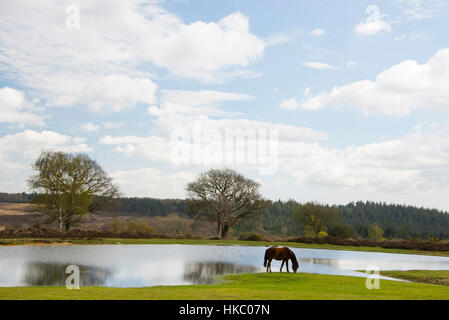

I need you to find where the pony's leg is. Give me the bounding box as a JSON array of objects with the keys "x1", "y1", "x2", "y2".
[
  {"x1": 269, "y1": 259, "x2": 272, "y2": 273},
  {"x1": 280, "y1": 260, "x2": 284, "y2": 272},
  {"x1": 286, "y1": 260, "x2": 290, "y2": 273}
]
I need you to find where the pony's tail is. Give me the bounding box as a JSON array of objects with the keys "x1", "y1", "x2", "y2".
[{"x1": 263, "y1": 250, "x2": 268, "y2": 267}]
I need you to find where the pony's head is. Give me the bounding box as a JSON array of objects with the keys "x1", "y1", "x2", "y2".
[
  {"x1": 287, "y1": 248, "x2": 299, "y2": 273},
  {"x1": 292, "y1": 260, "x2": 299, "y2": 273}
]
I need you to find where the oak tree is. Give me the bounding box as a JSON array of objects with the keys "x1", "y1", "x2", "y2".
[
  {"x1": 186, "y1": 168, "x2": 268, "y2": 239},
  {"x1": 28, "y1": 151, "x2": 120, "y2": 231}
]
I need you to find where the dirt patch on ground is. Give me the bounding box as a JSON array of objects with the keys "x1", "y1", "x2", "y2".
[
  {"x1": 0, "y1": 203, "x2": 42, "y2": 230},
  {"x1": 428, "y1": 278, "x2": 449, "y2": 286},
  {"x1": 0, "y1": 203, "x2": 35, "y2": 215},
  {"x1": 0, "y1": 239, "x2": 73, "y2": 246}
]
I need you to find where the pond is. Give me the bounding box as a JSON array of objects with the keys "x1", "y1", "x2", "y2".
[{"x1": 1, "y1": 244, "x2": 449, "y2": 287}]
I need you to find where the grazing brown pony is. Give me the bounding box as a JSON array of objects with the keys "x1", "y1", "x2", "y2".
[{"x1": 264, "y1": 246, "x2": 299, "y2": 273}]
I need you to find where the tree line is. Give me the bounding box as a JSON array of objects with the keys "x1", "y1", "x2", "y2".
[
  {"x1": 2, "y1": 150, "x2": 449, "y2": 240},
  {"x1": 3, "y1": 194, "x2": 449, "y2": 240},
  {"x1": 113, "y1": 198, "x2": 449, "y2": 240},
  {"x1": 235, "y1": 200, "x2": 449, "y2": 240}
]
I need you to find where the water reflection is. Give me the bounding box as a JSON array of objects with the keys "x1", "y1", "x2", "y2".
[
  {"x1": 299, "y1": 258, "x2": 339, "y2": 267},
  {"x1": 1, "y1": 244, "x2": 449, "y2": 287},
  {"x1": 184, "y1": 262, "x2": 260, "y2": 284},
  {"x1": 22, "y1": 262, "x2": 111, "y2": 286}
]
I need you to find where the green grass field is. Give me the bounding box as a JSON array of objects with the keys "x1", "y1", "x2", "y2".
[
  {"x1": 380, "y1": 270, "x2": 449, "y2": 286},
  {"x1": 2, "y1": 237, "x2": 449, "y2": 257},
  {"x1": 1, "y1": 273, "x2": 449, "y2": 300}
]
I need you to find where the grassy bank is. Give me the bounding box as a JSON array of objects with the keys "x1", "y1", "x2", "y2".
[
  {"x1": 380, "y1": 270, "x2": 449, "y2": 286},
  {"x1": 1, "y1": 273, "x2": 449, "y2": 300},
  {"x1": 2, "y1": 237, "x2": 449, "y2": 257}
]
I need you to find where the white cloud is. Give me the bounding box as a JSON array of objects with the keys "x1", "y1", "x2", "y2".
[
  {"x1": 280, "y1": 98, "x2": 299, "y2": 111},
  {"x1": 263, "y1": 31, "x2": 301, "y2": 46},
  {"x1": 30, "y1": 73, "x2": 158, "y2": 112},
  {"x1": 103, "y1": 121, "x2": 125, "y2": 130},
  {"x1": 394, "y1": 34, "x2": 407, "y2": 41},
  {"x1": 303, "y1": 62, "x2": 338, "y2": 70},
  {"x1": 354, "y1": 20, "x2": 391, "y2": 35},
  {"x1": 309, "y1": 28, "x2": 326, "y2": 37},
  {"x1": 0, "y1": 1, "x2": 268, "y2": 113},
  {"x1": 160, "y1": 90, "x2": 254, "y2": 109},
  {"x1": 75, "y1": 74, "x2": 158, "y2": 112},
  {"x1": 146, "y1": 89, "x2": 326, "y2": 141},
  {"x1": 99, "y1": 135, "x2": 172, "y2": 162},
  {"x1": 346, "y1": 60, "x2": 358, "y2": 68},
  {"x1": 0, "y1": 130, "x2": 93, "y2": 191},
  {"x1": 81, "y1": 123, "x2": 100, "y2": 132},
  {"x1": 100, "y1": 89, "x2": 326, "y2": 167},
  {"x1": 0, "y1": 87, "x2": 47, "y2": 127},
  {"x1": 146, "y1": 90, "x2": 254, "y2": 134},
  {"x1": 301, "y1": 47, "x2": 449, "y2": 115},
  {"x1": 0, "y1": 130, "x2": 92, "y2": 163},
  {"x1": 101, "y1": 116, "x2": 449, "y2": 198},
  {"x1": 97, "y1": 82, "x2": 449, "y2": 202},
  {"x1": 394, "y1": 31, "x2": 427, "y2": 41},
  {"x1": 408, "y1": 31, "x2": 427, "y2": 40},
  {"x1": 100, "y1": 116, "x2": 326, "y2": 165},
  {"x1": 110, "y1": 168, "x2": 196, "y2": 198},
  {"x1": 354, "y1": 5, "x2": 391, "y2": 35},
  {"x1": 396, "y1": 0, "x2": 448, "y2": 20},
  {"x1": 141, "y1": 11, "x2": 265, "y2": 81},
  {"x1": 280, "y1": 120, "x2": 449, "y2": 194}
]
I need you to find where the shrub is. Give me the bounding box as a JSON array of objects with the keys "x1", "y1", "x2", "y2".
[
  {"x1": 368, "y1": 223, "x2": 384, "y2": 241},
  {"x1": 106, "y1": 219, "x2": 157, "y2": 236},
  {"x1": 238, "y1": 232, "x2": 264, "y2": 241},
  {"x1": 327, "y1": 224, "x2": 353, "y2": 239},
  {"x1": 317, "y1": 231, "x2": 328, "y2": 238},
  {"x1": 108, "y1": 219, "x2": 127, "y2": 233},
  {"x1": 182, "y1": 233, "x2": 202, "y2": 239},
  {"x1": 126, "y1": 221, "x2": 156, "y2": 235}
]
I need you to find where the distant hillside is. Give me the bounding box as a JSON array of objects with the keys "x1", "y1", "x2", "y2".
[
  {"x1": 0, "y1": 202, "x2": 42, "y2": 230},
  {"x1": 1, "y1": 193, "x2": 448, "y2": 240},
  {"x1": 0, "y1": 193, "x2": 187, "y2": 216},
  {"x1": 0, "y1": 192, "x2": 34, "y2": 203}
]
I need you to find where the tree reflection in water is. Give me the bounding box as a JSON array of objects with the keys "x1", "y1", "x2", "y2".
[
  {"x1": 22, "y1": 262, "x2": 111, "y2": 286},
  {"x1": 299, "y1": 258, "x2": 339, "y2": 266},
  {"x1": 184, "y1": 262, "x2": 261, "y2": 284}
]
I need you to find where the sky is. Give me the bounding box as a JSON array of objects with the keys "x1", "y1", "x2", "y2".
[{"x1": 1, "y1": 0, "x2": 449, "y2": 210}]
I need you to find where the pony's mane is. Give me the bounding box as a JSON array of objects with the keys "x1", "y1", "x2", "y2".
[{"x1": 287, "y1": 248, "x2": 299, "y2": 266}]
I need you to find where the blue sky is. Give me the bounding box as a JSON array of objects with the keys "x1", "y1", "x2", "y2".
[{"x1": 1, "y1": 0, "x2": 449, "y2": 210}]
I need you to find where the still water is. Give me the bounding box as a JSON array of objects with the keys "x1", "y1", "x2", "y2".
[{"x1": 1, "y1": 244, "x2": 449, "y2": 287}]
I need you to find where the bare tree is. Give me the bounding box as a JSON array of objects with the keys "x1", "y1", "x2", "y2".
[
  {"x1": 186, "y1": 168, "x2": 268, "y2": 239},
  {"x1": 28, "y1": 151, "x2": 120, "y2": 231}
]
